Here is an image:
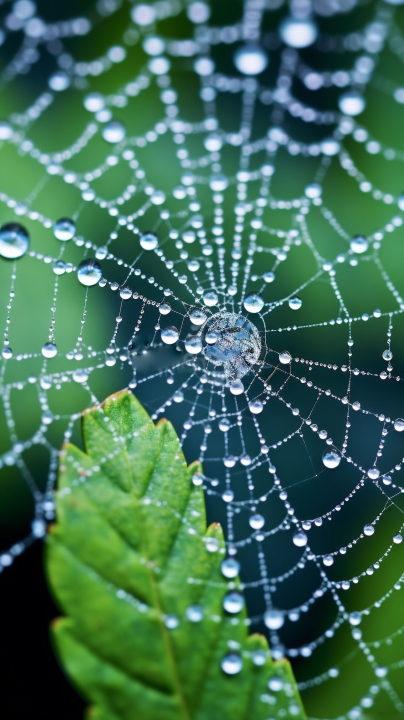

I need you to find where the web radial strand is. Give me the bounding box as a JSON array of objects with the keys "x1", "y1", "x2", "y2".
[{"x1": 0, "y1": 0, "x2": 404, "y2": 717}]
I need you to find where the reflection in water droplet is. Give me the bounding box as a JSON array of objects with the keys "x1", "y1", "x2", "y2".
[
  {"x1": 322, "y1": 448, "x2": 341, "y2": 469},
  {"x1": 221, "y1": 653, "x2": 243, "y2": 675},
  {"x1": 243, "y1": 293, "x2": 264, "y2": 313},
  {"x1": 161, "y1": 326, "x2": 179, "y2": 345},
  {"x1": 54, "y1": 218, "x2": 76, "y2": 241},
  {"x1": 102, "y1": 121, "x2": 126, "y2": 143},
  {"x1": 288, "y1": 296, "x2": 302, "y2": 310},
  {"x1": 0, "y1": 223, "x2": 30, "y2": 259},
  {"x1": 42, "y1": 342, "x2": 57, "y2": 358},
  {"x1": 221, "y1": 557, "x2": 240, "y2": 578},
  {"x1": 350, "y1": 235, "x2": 368, "y2": 254},
  {"x1": 77, "y1": 259, "x2": 102, "y2": 286},
  {"x1": 140, "y1": 232, "x2": 158, "y2": 250}
]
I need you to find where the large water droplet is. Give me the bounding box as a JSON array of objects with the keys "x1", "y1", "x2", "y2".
[
  {"x1": 348, "y1": 611, "x2": 362, "y2": 626},
  {"x1": 249, "y1": 399, "x2": 263, "y2": 414},
  {"x1": 264, "y1": 609, "x2": 284, "y2": 630},
  {"x1": 41, "y1": 342, "x2": 57, "y2": 358},
  {"x1": 77, "y1": 259, "x2": 102, "y2": 286},
  {"x1": 350, "y1": 235, "x2": 368, "y2": 254},
  {"x1": 221, "y1": 653, "x2": 243, "y2": 675},
  {"x1": 54, "y1": 218, "x2": 76, "y2": 241},
  {"x1": 293, "y1": 531, "x2": 308, "y2": 547},
  {"x1": 268, "y1": 675, "x2": 284, "y2": 691},
  {"x1": 223, "y1": 592, "x2": 245, "y2": 614},
  {"x1": 221, "y1": 557, "x2": 240, "y2": 578},
  {"x1": 84, "y1": 92, "x2": 105, "y2": 112},
  {"x1": 203, "y1": 290, "x2": 218, "y2": 307},
  {"x1": 189, "y1": 308, "x2": 207, "y2": 325},
  {"x1": 161, "y1": 326, "x2": 179, "y2": 345},
  {"x1": 279, "y1": 350, "x2": 292, "y2": 364},
  {"x1": 339, "y1": 91, "x2": 366, "y2": 116},
  {"x1": 243, "y1": 293, "x2": 264, "y2": 313},
  {"x1": 0, "y1": 223, "x2": 30, "y2": 259},
  {"x1": 279, "y1": 18, "x2": 318, "y2": 48},
  {"x1": 233, "y1": 44, "x2": 269, "y2": 75},
  {"x1": 249, "y1": 514, "x2": 265, "y2": 530},
  {"x1": 230, "y1": 380, "x2": 244, "y2": 395},
  {"x1": 159, "y1": 302, "x2": 171, "y2": 315},
  {"x1": 102, "y1": 121, "x2": 126, "y2": 143},
  {"x1": 209, "y1": 174, "x2": 228, "y2": 191},
  {"x1": 0, "y1": 121, "x2": 13, "y2": 140},
  {"x1": 140, "y1": 232, "x2": 158, "y2": 250},
  {"x1": 363, "y1": 524, "x2": 375, "y2": 536},
  {"x1": 288, "y1": 296, "x2": 302, "y2": 310},
  {"x1": 322, "y1": 447, "x2": 341, "y2": 469},
  {"x1": 185, "y1": 334, "x2": 202, "y2": 354},
  {"x1": 394, "y1": 418, "x2": 404, "y2": 432},
  {"x1": 382, "y1": 349, "x2": 393, "y2": 361}
]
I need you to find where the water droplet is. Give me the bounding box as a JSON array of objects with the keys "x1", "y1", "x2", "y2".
[
  {"x1": 305, "y1": 183, "x2": 322, "y2": 198},
  {"x1": 249, "y1": 399, "x2": 263, "y2": 414},
  {"x1": 293, "y1": 531, "x2": 308, "y2": 547},
  {"x1": 42, "y1": 342, "x2": 57, "y2": 358},
  {"x1": 161, "y1": 326, "x2": 179, "y2": 345},
  {"x1": 0, "y1": 223, "x2": 30, "y2": 259},
  {"x1": 251, "y1": 649, "x2": 267, "y2": 666},
  {"x1": 350, "y1": 235, "x2": 368, "y2": 254},
  {"x1": 249, "y1": 514, "x2": 265, "y2": 530},
  {"x1": 322, "y1": 448, "x2": 341, "y2": 469},
  {"x1": 393, "y1": 533, "x2": 403, "y2": 544},
  {"x1": 279, "y1": 350, "x2": 292, "y2": 365},
  {"x1": 264, "y1": 609, "x2": 284, "y2": 630},
  {"x1": 375, "y1": 665, "x2": 388, "y2": 678},
  {"x1": 203, "y1": 290, "x2": 218, "y2": 307},
  {"x1": 77, "y1": 259, "x2": 102, "y2": 286},
  {"x1": 323, "y1": 555, "x2": 334, "y2": 567},
  {"x1": 31, "y1": 519, "x2": 46, "y2": 538},
  {"x1": 288, "y1": 296, "x2": 302, "y2": 310},
  {"x1": 159, "y1": 302, "x2": 171, "y2": 315},
  {"x1": 205, "y1": 536, "x2": 220, "y2": 552},
  {"x1": 233, "y1": 44, "x2": 269, "y2": 75},
  {"x1": 367, "y1": 467, "x2": 380, "y2": 479},
  {"x1": 223, "y1": 592, "x2": 245, "y2": 614},
  {"x1": 139, "y1": 232, "x2": 158, "y2": 250},
  {"x1": 348, "y1": 611, "x2": 362, "y2": 626},
  {"x1": 230, "y1": 380, "x2": 244, "y2": 395},
  {"x1": 339, "y1": 91, "x2": 366, "y2": 116},
  {"x1": 54, "y1": 218, "x2": 76, "y2": 241},
  {"x1": 189, "y1": 308, "x2": 207, "y2": 325},
  {"x1": 221, "y1": 557, "x2": 240, "y2": 578},
  {"x1": 268, "y1": 675, "x2": 284, "y2": 691},
  {"x1": 243, "y1": 293, "x2": 264, "y2": 313},
  {"x1": 2, "y1": 346, "x2": 13, "y2": 359},
  {"x1": 192, "y1": 471, "x2": 203, "y2": 486},
  {"x1": 205, "y1": 330, "x2": 218, "y2": 344},
  {"x1": 102, "y1": 121, "x2": 126, "y2": 143},
  {"x1": 186, "y1": 604, "x2": 204, "y2": 622},
  {"x1": 363, "y1": 524, "x2": 375, "y2": 536},
  {"x1": 73, "y1": 368, "x2": 89, "y2": 383},
  {"x1": 84, "y1": 92, "x2": 105, "y2": 112},
  {"x1": 164, "y1": 614, "x2": 179, "y2": 629},
  {"x1": 221, "y1": 653, "x2": 243, "y2": 675},
  {"x1": 0, "y1": 121, "x2": 13, "y2": 140},
  {"x1": 209, "y1": 174, "x2": 228, "y2": 191},
  {"x1": 185, "y1": 334, "x2": 202, "y2": 354},
  {"x1": 53, "y1": 260, "x2": 67, "y2": 275},
  {"x1": 382, "y1": 349, "x2": 393, "y2": 361},
  {"x1": 263, "y1": 271, "x2": 275, "y2": 283},
  {"x1": 279, "y1": 18, "x2": 318, "y2": 48},
  {"x1": 394, "y1": 418, "x2": 404, "y2": 432}
]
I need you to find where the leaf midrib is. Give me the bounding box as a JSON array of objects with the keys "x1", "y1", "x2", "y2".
[{"x1": 120, "y1": 423, "x2": 192, "y2": 720}]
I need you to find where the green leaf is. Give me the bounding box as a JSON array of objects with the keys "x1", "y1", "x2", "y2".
[{"x1": 46, "y1": 390, "x2": 306, "y2": 720}]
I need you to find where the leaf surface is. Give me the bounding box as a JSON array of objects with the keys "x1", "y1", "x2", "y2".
[{"x1": 46, "y1": 390, "x2": 306, "y2": 720}]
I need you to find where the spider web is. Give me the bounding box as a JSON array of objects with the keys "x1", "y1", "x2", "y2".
[{"x1": 1, "y1": 0, "x2": 404, "y2": 717}]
